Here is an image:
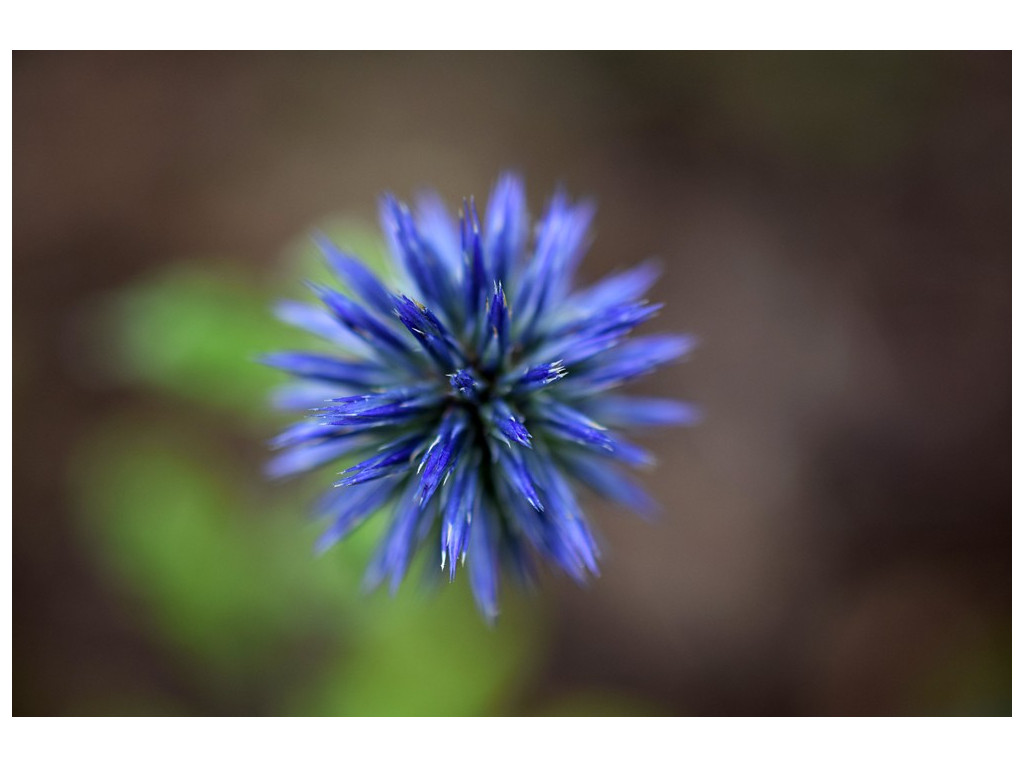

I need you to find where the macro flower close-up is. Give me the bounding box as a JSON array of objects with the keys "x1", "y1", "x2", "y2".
[
  {"x1": 265, "y1": 174, "x2": 697, "y2": 619},
  {"x1": 15, "y1": 50, "x2": 1010, "y2": 721}
]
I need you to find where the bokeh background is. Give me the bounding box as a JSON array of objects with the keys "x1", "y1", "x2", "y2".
[{"x1": 14, "y1": 51, "x2": 1010, "y2": 716}]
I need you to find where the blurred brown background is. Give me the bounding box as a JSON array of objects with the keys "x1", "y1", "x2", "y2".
[{"x1": 13, "y1": 51, "x2": 1011, "y2": 716}]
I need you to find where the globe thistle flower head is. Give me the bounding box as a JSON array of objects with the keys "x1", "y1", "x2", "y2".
[{"x1": 266, "y1": 173, "x2": 697, "y2": 621}]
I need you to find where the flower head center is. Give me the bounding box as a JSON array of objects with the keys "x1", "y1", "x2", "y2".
[{"x1": 447, "y1": 364, "x2": 499, "y2": 405}]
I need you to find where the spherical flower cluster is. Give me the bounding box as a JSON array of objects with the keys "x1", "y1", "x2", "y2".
[{"x1": 265, "y1": 173, "x2": 697, "y2": 620}]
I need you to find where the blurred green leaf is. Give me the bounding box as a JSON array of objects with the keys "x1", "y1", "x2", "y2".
[
  {"x1": 98, "y1": 264, "x2": 297, "y2": 425},
  {"x1": 71, "y1": 416, "x2": 361, "y2": 678},
  {"x1": 290, "y1": 578, "x2": 541, "y2": 716},
  {"x1": 97, "y1": 219, "x2": 391, "y2": 427},
  {"x1": 71, "y1": 415, "x2": 544, "y2": 714}
]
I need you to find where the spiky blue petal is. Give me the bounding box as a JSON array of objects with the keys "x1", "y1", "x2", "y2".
[
  {"x1": 585, "y1": 396, "x2": 703, "y2": 428},
  {"x1": 315, "y1": 478, "x2": 401, "y2": 553},
  {"x1": 315, "y1": 233, "x2": 396, "y2": 317},
  {"x1": 484, "y1": 173, "x2": 527, "y2": 286},
  {"x1": 261, "y1": 352, "x2": 392, "y2": 388}
]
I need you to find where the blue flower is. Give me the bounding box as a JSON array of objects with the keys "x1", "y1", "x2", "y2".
[{"x1": 266, "y1": 173, "x2": 698, "y2": 621}]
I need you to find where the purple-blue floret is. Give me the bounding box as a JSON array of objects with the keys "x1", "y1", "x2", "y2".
[{"x1": 265, "y1": 172, "x2": 696, "y2": 621}]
